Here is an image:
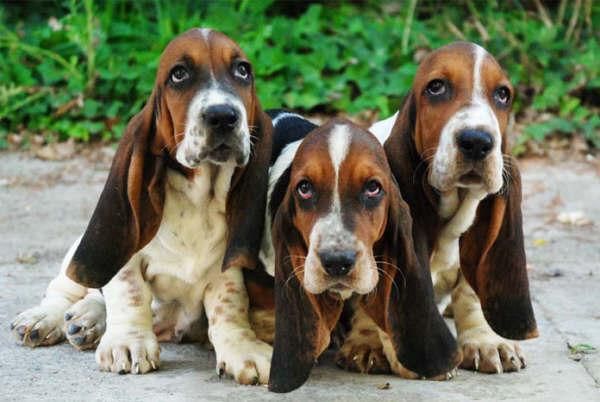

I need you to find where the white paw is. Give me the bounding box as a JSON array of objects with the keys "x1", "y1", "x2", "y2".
[
  {"x1": 95, "y1": 328, "x2": 160, "y2": 374},
  {"x1": 64, "y1": 297, "x2": 106, "y2": 350},
  {"x1": 215, "y1": 334, "x2": 272, "y2": 385},
  {"x1": 10, "y1": 304, "x2": 66, "y2": 347},
  {"x1": 459, "y1": 328, "x2": 525, "y2": 373}
]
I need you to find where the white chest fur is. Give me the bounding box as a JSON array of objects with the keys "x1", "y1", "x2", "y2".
[
  {"x1": 141, "y1": 163, "x2": 235, "y2": 298},
  {"x1": 431, "y1": 189, "x2": 487, "y2": 298}
]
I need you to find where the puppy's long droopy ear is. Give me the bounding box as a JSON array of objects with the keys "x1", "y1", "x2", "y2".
[
  {"x1": 67, "y1": 93, "x2": 166, "y2": 288},
  {"x1": 223, "y1": 103, "x2": 273, "y2": 271},
  {"x1": 268, "y1": 200, "x2": 343, "y2": 393},
  {"x1": 362, "y1": 181, "x2": 460, "y2": 378},
  {"x1": 460, "y1": 161, "x2": 537, "y2": 340}
]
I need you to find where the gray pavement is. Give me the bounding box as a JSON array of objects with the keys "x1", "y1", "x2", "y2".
[{"x1": 0, "y1": 152, "x2": 599, "y2": 401}]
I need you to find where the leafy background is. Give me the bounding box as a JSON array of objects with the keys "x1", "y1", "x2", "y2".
[{"x1": 0, "y1": 0, "x2": 598, "y2": 154}]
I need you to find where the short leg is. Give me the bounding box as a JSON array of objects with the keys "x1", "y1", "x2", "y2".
[
  {"x1": 204, "y1": 268, "x2": 272, "y2": 385},
  {"x1": 336, "y1": 305, "x2": 390, "y2": 374},
  {"x1": 11, "y1": 238, "x2": 88, "y2": 347},
  {"x1": 453, "y1": 273, "x2": 526, "y2": 373},
  {"x1": 95, "y1": 255, "x2": 159, "y2": 374},
  {"x1": 64, "y1": 289, "x2": 106, "y2": 350}
]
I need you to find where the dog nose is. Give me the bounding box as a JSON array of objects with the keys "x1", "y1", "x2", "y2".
[
  {"x1": 318, "y1": 250, "x2": 357, "y2": 277},
  {"x1": 203, "y1": 104, "x2": 239, "y2": 130},
  {"x1": 457, "y1": 129, "x2": 494, "y2": 160}
]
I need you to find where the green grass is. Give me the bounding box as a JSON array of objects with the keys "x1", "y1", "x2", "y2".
[{"x1": 0, "y1": 0, "x2": 598, "y2": 152}]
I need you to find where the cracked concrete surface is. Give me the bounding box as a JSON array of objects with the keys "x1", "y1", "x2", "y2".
[{"x1": 0, "y1": 153, "x2": 598, "y2": 401}]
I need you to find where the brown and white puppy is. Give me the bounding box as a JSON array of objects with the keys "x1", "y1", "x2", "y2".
[
  {"x1": 348, "y1": 41, "x2": 537, "y2": 374},
  {"x1": 261, "y1": 117, "x2": 459, "y2": 393},
  {"x1": 10, "y1": 28, "x2": 274, "y2": 384}
]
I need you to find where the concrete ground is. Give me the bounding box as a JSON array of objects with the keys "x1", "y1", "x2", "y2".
[{"x1": 0, "y1": 152, "x2": 598, "y2": 401}]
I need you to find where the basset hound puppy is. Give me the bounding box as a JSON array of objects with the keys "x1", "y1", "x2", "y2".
[
  {"x1": 344, "y1": 41, "x2": 537, "y2": 374},
  {"x1": 261, "y1": 114, "x2": 460, "y2": 393},
  {"x1": 10, "y1": 28, "x2": 274, "y2": 384}
]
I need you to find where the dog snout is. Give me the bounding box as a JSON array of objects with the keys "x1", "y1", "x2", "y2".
[
  {"x1": 202, "y1": 104, "x2": 239, "y2": 131},
  {"x1": 457, "y1": 129, "x2": 494, "y2": 161},
  {"x1": 318, "y1": 250, "x2": 357, "y2": 277}
]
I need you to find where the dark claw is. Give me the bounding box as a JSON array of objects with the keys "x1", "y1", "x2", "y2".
[
  {"x1": 64, "y1": 312, "x2": 73, "y2": 321},
  {"x1": 10, "y1": 322, "x2": 16, "y2": 330},
  {"x1": 67, "y1": 323, "x2": 81, "y2": 335},
  {"x1": 16, "y1": 325, "x2": 26, "y2": 339},
  {"x1": 218, "y1": 367, "x2": 225, "y2": 378},
  {"x1": 118, "y1": 369, "x2": 127, "y2": 375},
  {"x1": 71, "y1": 336, "x2": 86, "y2": 346},
  {"x1": 29, "y1": 329, "x2": 39, "y2": 341}
]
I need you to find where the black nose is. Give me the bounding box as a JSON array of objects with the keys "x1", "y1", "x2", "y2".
[
  {"x1": 203, "y1": 104, "x2": 239, "y2": 130},
  {"x1": 318, "y1": 250, "x2": 357, "y2": 277},
  {"x1": 457, "y1": 129, "x2": 494, "y2": 160}
]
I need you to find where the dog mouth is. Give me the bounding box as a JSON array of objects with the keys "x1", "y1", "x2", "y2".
[
  {"x1": 458, "y1": 170, "x2": 483, "y2": 185},
  {"x1": 209, "y1": 143, "x2": 233, "y2": 161}
]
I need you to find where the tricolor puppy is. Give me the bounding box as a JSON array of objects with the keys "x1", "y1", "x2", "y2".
[
  {"x1": 10, "y1": 28, "x2": 274, "y2": 384},
  {"x1": 262, "y1": 116, "x2": 459, "y2": 393},
  {"x1": 352, "y1": 41, "x2": 538, "y2": 374}
]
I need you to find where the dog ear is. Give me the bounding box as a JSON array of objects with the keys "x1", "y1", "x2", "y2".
[
  {"x1": 268, "y1": 196, "x2": 343, "y2": 393},
  {"x1": 223, "y1": 102, "x2": 273, "y2": 272},
  {"x1": 361, "y1": 180, "x2": 460, "y2": 378},
  {"x1": 460, "y1": 160, "x2": 537, "y2": 340},
  {"x1": 67, "y1": 91, "x2": 166, "y2": 288}
]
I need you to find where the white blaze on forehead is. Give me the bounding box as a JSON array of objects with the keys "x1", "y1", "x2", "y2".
[
  {"x1": 197, "y1": 28, "x2": 212, "y2": 42},
  {"x1": 472, "y1": 44, "x2": 487, "y2": 102},
  {"x1": 328, "y1": 124, "x2": 351, "y2": 204}
]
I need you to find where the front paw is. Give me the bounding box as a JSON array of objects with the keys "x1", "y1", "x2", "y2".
[
  {"x1": 95, "y1": 328, "x2": 160, "y2": 374},
  {"x1": 64, "y1": 297, "x2": 106, "y2": 350},
  {"x1": 459, "y1": 328, "x2": 525, "y2": 373},
  {"x1": 336, "y1": 336, "x2": 391, "y2": 374},
  {"x1": 214, "y1": 334, "x2": 272, "y2": 385},
  {"x1": 11, "y1": 305, "x2": 66, "y2": 347}
]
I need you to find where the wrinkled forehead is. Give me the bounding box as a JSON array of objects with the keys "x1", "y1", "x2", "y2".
[
  {"x1": 156, "y1": 29, "x2": 244, "y2": 77},
  {"x1": 414, "y1": 42, "x2": 509, "y2": 91}
]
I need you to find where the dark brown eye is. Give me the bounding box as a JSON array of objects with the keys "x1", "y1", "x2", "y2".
[
  {"x1": 297, "y1": 180, "x2": 314, "y2": 200},
  {"x1": 234, "y1": 61, "x2": 251, "y2": 81},
  {"x1": 364, "y1": 180, "x2": 382, "y2": 198},
  {"x1": 494, "y1": 86, "x2": 511, "y2": 105},
  {"x1": 170, "y1": 66, "x2": 189, "y2": 84},
  {"x1": 426, "y1": 79, "x2": 447, "y2": 96}
]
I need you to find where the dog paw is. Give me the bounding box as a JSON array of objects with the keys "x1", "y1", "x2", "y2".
[
  {"x1": 64, "y1": 297, "x2": 106, "y2": 350},
  {"x1": 336, "y1": 339, "x2": 391, "y2": 374},
  {"x1": 459, "y1": 329, "x2": 525, "y2": 373},
  {"x1": 215, "y1": 335, "x2": 272, "y2": 385},
  {"x1": 95, "y1": 328, "x2": 160, "y2": 374},
  {"x1": 10, "y1": 305, "x2": 66, "y2": 347}
]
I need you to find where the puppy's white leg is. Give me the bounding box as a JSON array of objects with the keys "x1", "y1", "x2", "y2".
[
  {"x1": 453, "y1": 273, "x2": 525, "y2": 373},
  {"x1": 11, "y1": 238, "x2": 88, "y2": 347},
  {"x1": 95, "y1": 254, "x2": 159, "y2": 374},
  {"x1": 205, "y1": 268, "x2": 272, "y2": 385},
  {"x1": 64, "y1": 289, "x2": 106, "y2": 350},
  {"x1": 336, "y1": 305, "x2": 390, "y2": 374}
]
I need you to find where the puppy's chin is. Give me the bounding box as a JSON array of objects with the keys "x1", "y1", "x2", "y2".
[{"x1": 175, "y1": 144, "x2": 249, "y2": 169}]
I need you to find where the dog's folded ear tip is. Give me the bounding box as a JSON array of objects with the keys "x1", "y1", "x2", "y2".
[
  {"x1": 268, "y1": 375, "x2": 308, "y2": 393},
  {"x1": 65, "y1": 263, "x2": 106, "y2": 289},
  {"x1": 481, "y1": 297, "x2": 537, "y2": 340}
]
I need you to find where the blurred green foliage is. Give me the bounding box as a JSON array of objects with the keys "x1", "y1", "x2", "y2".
[{"x1": 0, "y1": 0, "x2": 598, "y2": 151}]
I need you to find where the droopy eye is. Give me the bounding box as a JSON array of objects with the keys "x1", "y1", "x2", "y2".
[
  {"x1": 364, "y1": 180, "x2": 382, "y2": 198},
  {"x1": 170, "y1": 66, "x2": 190, "y2": 84},
  {"x1": 425, "y1": 79, "x2": 447, "y2": 96},
  {"x1": 234, "y1": 61, "x2": 251, "y2": 81},
  {"x1": 296, "y1": 180, "x2": 314, "y2": 200},
  {"x1": 494, "y1": 86, "x2": 511, "y2": 106}
]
